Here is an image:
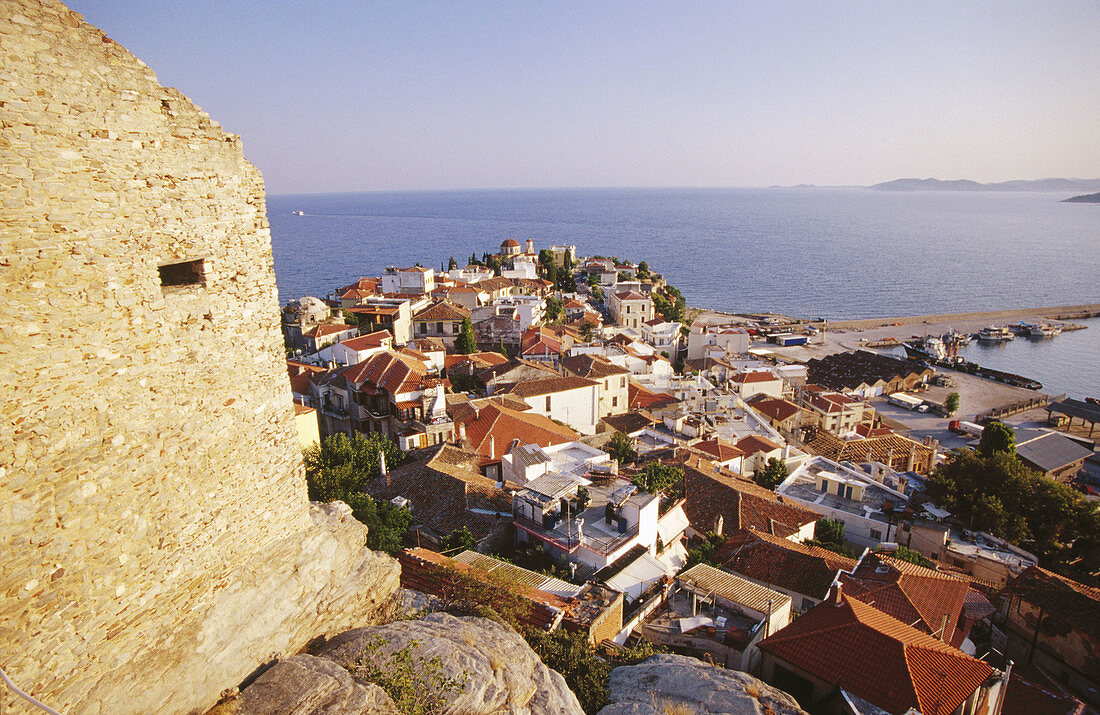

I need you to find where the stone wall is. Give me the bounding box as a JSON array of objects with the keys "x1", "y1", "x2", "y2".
[{"x1": 0, "y1": 2, "x2": 399, "y2": 712}]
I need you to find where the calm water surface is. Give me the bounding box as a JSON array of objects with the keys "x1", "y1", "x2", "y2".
[{"x1": 266, "y1": 188, "x2": 1099, "y2": 397}]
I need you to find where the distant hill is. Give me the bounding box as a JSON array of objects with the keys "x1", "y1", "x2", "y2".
[
  {"x1": 871, "y1": 177, "x2": 1100, "y2": 192},
  {"x1": 1063, "y1": 192, "x2": 1100, "y2": 203}
]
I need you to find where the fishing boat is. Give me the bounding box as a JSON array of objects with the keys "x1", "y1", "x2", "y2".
[
  {"x1": 978, "y1": 325, "x2": 1014, "y2": 342},
  {"x1": 903, "y1": 336, "x2": 948, "y2": 361},
  {"x1": 942, "y1": 328, "x2": 971, "y2": 346},
  {"x1": 292, "y1": 210, "x2": 305, "y2": 216},
  {"x1": 1028, "y1": 323, "x2": 1060, "y2": 338}
]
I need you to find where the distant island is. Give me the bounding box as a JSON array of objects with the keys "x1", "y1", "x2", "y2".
[
  {"x1": 1063, "y1": 192, "x2": 1100, "y2": 203},
  {"x1": 871, "y1": 177, "x2": 1100, "y2": 192}
]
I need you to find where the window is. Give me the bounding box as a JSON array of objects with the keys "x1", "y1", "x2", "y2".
[
  {"x1": 870, "y1": 529, "x2": 882, "y2": 541},
  {"x1": 620, "y1": 377, "x2": 626, "y2": 388},
  {"x1": 844, "y1": 485, "x2": 853, "y2": 499},
  {"x1": 158, "y1": 258, "x2": 205, "y2": 288},
  {"x1": 545, "y1": 396, "x2": 552, "y2": 411},
  {"x1": 437, "y1": 322, "x2": 444, "y2": 334}
]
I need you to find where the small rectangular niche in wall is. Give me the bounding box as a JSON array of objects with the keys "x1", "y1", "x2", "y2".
[{"x1": 158, "y1": 259, "x2": 206, "y2": 288}]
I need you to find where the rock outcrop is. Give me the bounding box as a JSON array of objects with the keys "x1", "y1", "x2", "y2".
[
  {"x1": 597, "y1": 654, "x2": 807, "y2": 715},
  {"x1": 238, "y1": 655, "x2": 399, "y2": 715},
  {"x1": 239, "y1": 613, "x2": 584, "y2": 715}
]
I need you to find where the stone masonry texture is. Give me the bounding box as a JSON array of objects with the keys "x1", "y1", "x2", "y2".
[{"x1": 0, "y1": 1, "x2": 400, "y2": 712}]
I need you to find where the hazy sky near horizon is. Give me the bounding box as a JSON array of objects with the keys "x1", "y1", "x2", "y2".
[{"x1": 67, "y1": 1, "x2": 1100, "y2": 195}]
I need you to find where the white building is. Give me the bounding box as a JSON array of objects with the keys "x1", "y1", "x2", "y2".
[
  {"x1": 502, "y1": 253, "x2": 539, "y2": 280},
  {"x1": 641, "y1": 319, "x2": 682, "y2": 360},
  {"x1": 495, "y1": 375, "x2": 601, "y2": 435},
  {"x1": 687, "y1": 322, "x2": 750, "y2": 361},
  {"x1": 447, "y1": 265, "x2": 495, "y2": 285},
  {"x1": 502, "y1": 440, "x2": 612, "y2": 486},
  {"x1": 492, "y1": 294, "x2": 545, "y2": 332},
  {"x1": 381, "y1": 265, "x2": 435, "y2": 295},
  {"x1": 778, "y1": 456, "x2": 908, "y2": 549},
  {"x1": 512, "y1": 473, "x2": 687, "y2": 577},
  {"x1": 325, "y1": 330, "x2": 393, "y2": 366}
]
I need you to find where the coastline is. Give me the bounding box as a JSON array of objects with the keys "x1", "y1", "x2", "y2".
[{"x1": 690, "y1": 303, "x2": 1100, "y2": 329}]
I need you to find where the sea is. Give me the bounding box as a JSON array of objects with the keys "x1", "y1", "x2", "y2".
[{"x1": 266, "y1": 188, "x2": 1100, "y2": 398}]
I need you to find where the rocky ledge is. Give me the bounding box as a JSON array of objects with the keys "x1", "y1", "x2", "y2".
[
  {"x1": 598, "y1": 654, "x2": 807, "y2": 715},
  {"x1": 238, "y1": 612, "x2": 583, "y2": 714}
]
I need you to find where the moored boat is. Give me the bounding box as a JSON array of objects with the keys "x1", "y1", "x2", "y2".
[{"x1": 978, "y1": 325, "x2": 1014, "y2": 342}]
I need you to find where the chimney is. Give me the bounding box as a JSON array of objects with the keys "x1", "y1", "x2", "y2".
[
  {"x1": 831, "y1": 582, "x2": 844, "y2": 606},
  {"x1": 488, "y1": 433, "x2": 495, "y2": 459},
  {"x1": 456, "y1": 420, "x2": 466, "y2": 446}
]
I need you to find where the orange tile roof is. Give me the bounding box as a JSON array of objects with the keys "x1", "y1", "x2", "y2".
[
  {"x1": 731, "y1": 371, "x2": 779, "y2": 384},
  {"x1": 749, "y1": 397, "x2": 801, "y2": 423},
  {"x1": 759, "y1": 592, "x2": 993, "y2": 715},
  {"x1": 342, "y1": 350, "x2": 429, "y2": 396},
  {"x1": 457, "y1": 402, "x2": 577, "y2": 459},
  {"x1": 734, "y1": 434, "x2": 782, "y2": 456},
  {"x1": 691, "y1": 438, "x2": 746, "y2": 463},
  {"x1": 717, "y1": 528, "x2": 858, "y2": 601},
  {"x1": 680, "y1": 457, "x2": 819, "y2": 538},
  {"x1": 841, "y1": 553, "x2": 970, "y2": 645},
  {"x1": 495, "y1": 376, "x2": 598, "y2": 399},
  {"x1": 412, "y1": 300, "x2": 470, "y2": 322},
  {"x1": 628, "y1": 382, "x2": 680, "y2": 410},
  {"x1": 337, "y1": 330, "x2": 392, "y2": 351},
  {"x1": 561, "y1": 354, "x2": 630, "y2": 379},
  {"x1": 520, "y1": 326, "x2": 561, "y2": 356},
  {"x1": 304, "y1": 322, "x2": 354, "y2": 339}
]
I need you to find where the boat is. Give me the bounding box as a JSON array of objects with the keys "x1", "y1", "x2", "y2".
[
  {"x1": 1028, "y1": 323, "x2": 1059, "y2": 338},
  {"x1": 292, "y1": 210, "x2": 305, "y2": 216},
  {"x1": 977, "y1": 325, "x2": 1014, "y2": 342},
  {"x1": 903, "y1": 336, "x2": 948, "y2": 361},
  {"x1": 942, "y1": 328, "x2": 971, "y2": 346}
]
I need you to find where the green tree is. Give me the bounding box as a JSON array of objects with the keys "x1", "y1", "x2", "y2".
[
  {"x1": 686, "y1": 532, "x2": 729, "y2": 568},
  {"x1": 440, "y1": 526, "x2": 477, "y2": 554},
  {"x1": 455, "y1": 316, "x2": 478, "y2": 354},
  {"x1": 524, "y1": 629, "x2": 611, "y2": 714},
  {"x1": 448, "y1": 256, "x2": 458, "y2": 270},
  {"x1": 636, "y1": 261, "x2": 650, "y2": 279},
  {"x1": 545, "y1": 296, "x2": 564, "y2": 323},
  {"x1": 945, "y1": 391, "x2": 960, "y2": 415},
  {"x1": 605, "y1": 432, "x2": 637, "y2": 465},
  {"x1": 591, "y1": 286, "x2": 604, "y2": 303},
  {"x1": 631, "y1": 463, "x2": 683, "y2": 495},
  {"x1": 753, "y1": 457, "x2": 789, "y2": 490},
  {"x1": 893, "y1": 545, "x2": 936, "y2": 569},
  {"x1": 579, "y1": 321, "x2": 595, "y2": 342},
  {"x1": 815, "y1": 518, "x2": 847, "y2": 550},
  {"x1": 979, "y1": 421, "x2": 1015, "y2": 457},
  {"x1": 303, "y1": 433, "x2": 411, "y2": 552}
]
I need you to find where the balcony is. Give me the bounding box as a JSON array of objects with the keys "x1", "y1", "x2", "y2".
[{"x1": 513, "y1": 509, "x2": 639, "y2": 558}]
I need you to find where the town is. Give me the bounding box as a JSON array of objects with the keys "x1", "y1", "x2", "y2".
[{"x1": 283, "y1": 237, "x2": 1100, "y2": 714}]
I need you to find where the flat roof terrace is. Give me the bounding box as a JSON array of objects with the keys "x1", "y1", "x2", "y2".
[{"x1": 783, "y1": 460, "x2": 901, "y2": 520}]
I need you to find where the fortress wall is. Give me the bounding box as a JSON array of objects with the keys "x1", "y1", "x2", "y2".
[{"x1": 0, "y1": 2, "x2": 398, "y2": 712}]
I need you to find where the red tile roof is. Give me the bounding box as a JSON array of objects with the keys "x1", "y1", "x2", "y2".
[
  {"x1": 396, "y1": 548, "x2": 565, "y2": 632},
  {"x1": 457, "y1": 402, "x2": 577, "y2": 459},
  {"x1": 561, "y1": 354, "x2": 631, "y2": 380},
  {"x1": 749, "y1": 397, "x2": 801, "y2": 423},
  {"x1": 690, "y1": 438, "x2": 746, "y2": 463},
  {"x1": 628, "y1": 382, "x2": 680, "y2": 410},
  {"x1": 495, "y1": 375, "x2": 598, "y2": 399},
  {"x1": 717, "y1": 528, "x2": 858, "y2": 601},
  {"x1": 341, "y1": 350, "x2": 429, "y2": 396},
  {"x1": 680, "y1": 457, "x2": 818, "y2": 538},
  {"x1": 731, "y1": 371, "x2": 779, "y2": 384},
  {"x1": 734, "y1": 434, "x2": 782, "y2": 456},
  {"x1": 413, "y1": 300, "x2": 470, "y2": 322},
  {"x1": 840, "y1": 553, "x2": 970, "y2": 645},
  {"x1": 304, "y1": 322, "x2": 354, "y2": 339},
  {"x1": 759, "y1": 592, "x2": 994, "y2": 715},
  {"x1": 520, "y1": 326, "x2": 561, "y2": 356},
  {"x1": 337, "y1": 330, "x2": 392, "y2": 351},
  {"x1": 365, "y1": 446, "x2": 510, "y2": 542}
]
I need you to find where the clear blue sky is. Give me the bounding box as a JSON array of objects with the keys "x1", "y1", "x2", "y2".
[{"x1": 66, "y1": 1, "x2": 1100, "y2": 195}]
